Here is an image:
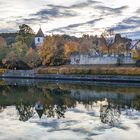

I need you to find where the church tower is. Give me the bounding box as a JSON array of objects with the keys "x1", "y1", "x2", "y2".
[{"x1": 31, "y1": 27, "x2": 44, "y2": 49}]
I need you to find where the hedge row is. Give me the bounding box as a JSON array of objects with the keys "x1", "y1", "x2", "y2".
[
  {"x1": 37, "y1": 65, "x2": 140, "y2": 76},
  {"x1": 0, "y1": 69, "x2": 6, "y2": 75}
]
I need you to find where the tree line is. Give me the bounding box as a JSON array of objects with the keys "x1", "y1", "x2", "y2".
[{"x1": 0, "y1": 24, "x2": 132, "y2": 69}]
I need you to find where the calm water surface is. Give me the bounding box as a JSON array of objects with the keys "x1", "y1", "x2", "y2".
[{"x1": 0, "y1": 79, "x2": 140, "y2": 140}]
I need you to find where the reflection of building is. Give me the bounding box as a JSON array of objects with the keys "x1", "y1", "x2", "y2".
[
  {"x1": 35, "y1": 102, "x2": 44, "y2": 118},
  {"x1": 31, "y1": 27, "x2": 45, "y2": 49}
]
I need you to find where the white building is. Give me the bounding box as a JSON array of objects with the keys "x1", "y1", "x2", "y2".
[
  {"x1": 70, "y1": 53, "x2": 135, "y2": 65},
  {"x1": 31, "y1": 28, "x2": 45, "y2": 49},
  {"x1": 70, "y1": 38, "x2": 137, "y2": 65}
]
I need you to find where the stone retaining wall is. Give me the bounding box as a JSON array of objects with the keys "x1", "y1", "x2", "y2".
[{"x1": 70, "y1": 55, "x2": 135, "y2": 65}]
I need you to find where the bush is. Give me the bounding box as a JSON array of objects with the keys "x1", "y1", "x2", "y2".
[
  {"x1": 0, "y1": 69, "x2": 6, "y2": 74},
  {"x1": 37, "y1": 67, "x2": 58, "y2": 74},
  {"x1": 37, "y1": 65, "x2": 140, "y2": 76}
]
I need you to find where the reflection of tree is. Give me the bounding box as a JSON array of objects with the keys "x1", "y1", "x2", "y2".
[
  {"x1": 16, "y1": 103, "x2": 34, "y2": 121},
  {"x1": 44, "y1": 105, "x2": 66, "y2": 119},
  {"x1": 38, "y1": 88, "x2": 76, "y2": 119},
  {"x1": 100, "y1": 102, "x2": 121, "y2": 126},
  {"x1": 132, "y1": 95, "x2": 140, "y2": 110},
  {"x1": 1, "y1": 83, "x2": 140, "y2": 123},
  {"x1": 0, "y1": 106, "x2": 5, "y2": 113},
  {"x1": 55, "y1": 105, "x2": 66, "y2": 119}
]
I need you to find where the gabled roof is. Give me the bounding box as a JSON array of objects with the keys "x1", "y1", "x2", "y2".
[
  {"x1": 131, "y1": 40, "x2": 140, "y2": 50},
  {"x1": 35, "y1": 28, "x2": 44, "y2": 37}
]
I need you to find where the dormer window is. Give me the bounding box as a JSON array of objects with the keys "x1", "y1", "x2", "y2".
[{"x1": 38, "y1": 37, "x2": 40, "y2": 42}]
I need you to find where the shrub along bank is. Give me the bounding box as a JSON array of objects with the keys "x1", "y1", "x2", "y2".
[
  {"x1": 37, "y1": 65, "x2": 140, "y2": 76},
  {"x1": 0, "y1": 69, "x2": 6, "y2": 75}
]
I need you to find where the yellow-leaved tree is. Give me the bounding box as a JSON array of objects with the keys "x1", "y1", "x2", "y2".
[
  {"x1": 64, "y1": 41, "x2": 80, "y2": 58},
  {"x1": 38, "y1": 35, "x2": 67, "y2": 66}
]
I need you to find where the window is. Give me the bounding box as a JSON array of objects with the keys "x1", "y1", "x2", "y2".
[{"x1": 38, "y1": 38, "x2": 40, "y2": 42}]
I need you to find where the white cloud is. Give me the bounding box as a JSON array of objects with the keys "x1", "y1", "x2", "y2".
[
  {"x1": 0, "y1": 105, "x2": 140, "y2": 140},
  {"x1": 0, "y1": 0, "x2": 140, "y2": 38}
]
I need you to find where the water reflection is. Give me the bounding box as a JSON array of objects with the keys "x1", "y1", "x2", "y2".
[
  {"x1": 100, "y1": 101, "x2": 121, "y2": 126},
  {"x1": 35, "y1": 101, "x2": 44, "y2": 118},
  {"x1": 16, "y1": 104, "x2": 34, "y2": 121},
  {"x1": 0, "y1": 79, "x2": 140, "y2": 126}
]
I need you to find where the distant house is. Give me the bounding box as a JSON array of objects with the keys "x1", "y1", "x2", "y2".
[
  {"x1": 98, "y1": 34, "x2": 132, "y2": 57},
  {"x1": 70, "y1": 35, "x2": 135, "y2": 65},
  {"x1": 131, "y1": 40, "x2": 140, "y2": 50},
  {"x1": 70, "y1": 53, "x2": 135, "y2": 65},
  {"x1": 31, "y1": 27, "x2": 45, "y2": 49},
  {"x1": 70, "y1": 52, "x2": 80, "y2": 64}
]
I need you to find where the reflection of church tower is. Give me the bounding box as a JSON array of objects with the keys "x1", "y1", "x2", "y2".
[
  {"x1": 35, "y1": 102, "x2": 44, "y2": 118},
  {"x1": 31, "y1": 27, "x2": 45, "y2": 49}
]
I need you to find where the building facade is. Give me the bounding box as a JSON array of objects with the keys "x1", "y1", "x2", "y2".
[
  {"x1": 70, "y1": 54, "x2": 135, "y2": 65},
  {"x1": 31, "y1": 28, "x2": 45, "y2": 49}
]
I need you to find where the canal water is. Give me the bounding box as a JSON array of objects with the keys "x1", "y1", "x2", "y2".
[{"x1": 0, "y1": 79, "x2": 140, "y2": 140}]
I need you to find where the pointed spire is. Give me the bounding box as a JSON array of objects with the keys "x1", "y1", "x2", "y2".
[
  {"x1": 36, "y1": 109, "x2": 44, "y2": 118},
  {"x1": 35, "y1": 27, "x2": 44, "y2": 37},
  {"x1": 35, "y1": 102, "x2": 44, "y2": 118}
]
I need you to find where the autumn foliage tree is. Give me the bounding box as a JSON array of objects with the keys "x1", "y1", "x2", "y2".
[
  {"x1": 38, "y1": 35, "x2": 67, "y2": 66},
  {"x1": 24, "y1": 48, "x2": 41, "y2": 68},
  {"x1": 2, "y1": 36, "x2": 28, "y2": 69},
  {"x1": 64, "y1": 41, "x2": 80, "y2": 58},
  {"x1": 79, "y1": 35, "x2": 99, "y2": 54},
  {"x1": 1, "y1": 24, "x2": 36, "y2": 69}
]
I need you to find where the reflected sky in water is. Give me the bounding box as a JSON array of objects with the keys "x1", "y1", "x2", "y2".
[{"x1": 0, "y1": 79, "x2": 140, "y2": 140}]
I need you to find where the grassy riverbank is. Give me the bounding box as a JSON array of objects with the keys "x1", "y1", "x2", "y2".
[{"x1": 37, "y1": 65, "x2": 140, "y2": 76}]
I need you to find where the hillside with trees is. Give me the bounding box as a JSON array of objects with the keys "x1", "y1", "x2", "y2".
[{"x1": 0, "y1": 24, "x2": 135, "y2": 69}]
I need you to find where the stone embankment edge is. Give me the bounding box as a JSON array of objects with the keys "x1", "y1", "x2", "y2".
[{"x1": 1, "y1": 74, "x2": 140, "y2": 83}]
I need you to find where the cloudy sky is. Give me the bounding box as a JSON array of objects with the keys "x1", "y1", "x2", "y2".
[{"x1": 0, "y1": 0, "x2": 140, "y2": 38}]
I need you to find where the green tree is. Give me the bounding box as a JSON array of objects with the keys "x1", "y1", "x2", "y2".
[
  {"x1": 19, "y1": 24, "x2": 34, "y2": 35},
  {"x1": 3, "y1": 40, "x2": 28, "y2": 69},
  {"x1": 0, "y1": 47, "x2": 9, "y2": 67},
  {"x1": 24, "y1": 48, "x2": 41, "y2": 68},
  {"x1": 18, "y1": 24, "x2": 35, "y2": 47},
  {"x1": 11, "y1": 40, "x2": 28, "y2": 58}
]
